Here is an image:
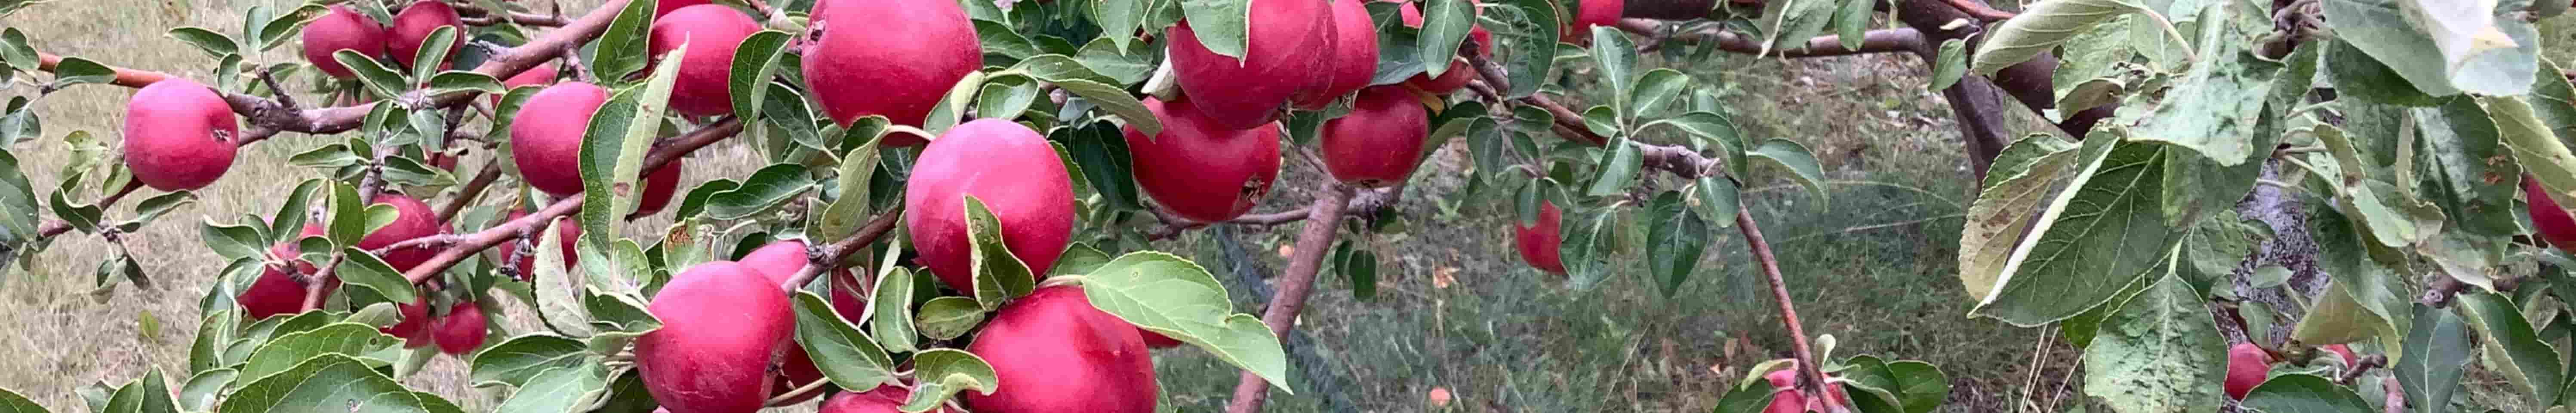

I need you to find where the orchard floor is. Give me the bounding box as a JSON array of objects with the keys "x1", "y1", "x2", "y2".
[{"x1": 0, "y1": 1, "x2": 2542, "y2": 413}]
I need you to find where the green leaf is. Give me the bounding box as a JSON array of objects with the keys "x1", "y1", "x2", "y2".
[
  {"x1": 2116, "y1": 20, "x2": 2282, "y2": 167},
  {"x1": 582, "y1": 45, "x2": 685, "y2": 251},
  {"x1": 531, "y1": 218, "x2": 592, "y2": 337},
  {"x1": 1628, "y1": 69, "x2": 1690, "y2": 120},
  {"x1": 728, "y1": 31, "x2": 792, "y2": 122},
  {"x1": 589, "y1": 0, "x2": 660, "y2": 82},
  {"x1": 914, "y1": 297, "x2": 984, "y2": 340},
  {"x1": 234, "y1": 323, "x2": 391, "y2": 389},
  {"x1": 1584, "y1": 141, "x2": 1640, "y2": 197},
  {"x1": 1757, "y1": 0, "x2": 1838, "y2": 56},
  {"x1": 42, "y1": 56, "x2": 113, "y2": 89},
  {"x1": 2395, "y1": 304, "x2": 2471, "y2": 413},
  {"x1": 2321, "y1": 0, "x2": 2535, "y2": 96},
  {"x1": 976, "y1": 77, "x2": 1041, "y2": 122},
  {"x1": 705, "y1": 163, "x2": 815, "y2": 220},
  {"x1": 1079, "y1": 252, "x2": 1293, "y2": 391},
  {"x1": 792, "y1": 291, "x2": 897, "y2": 392},
  {"x1": 1885, "y1": 361, "x2": 1949, "y2": 413},
  {"x1": 1074, "y1": 40, "x2": 1154, "y2": 85},
  {"x1": 812, "y1": 136, "x2": 886, "y2": 241},
  {"x1": 922, "y1": 70, "x2": 988, "y2": 136},
  {"x1": 46, "y1": 190, "x2": 100, "y2": 235},
  {"x1": 1644, "y1": 191, "x2": 1709, "y2": 298},
  {"x1": 492, "y1": 365, "x2": 609, "y2": 413},
  {"x1": 1971, "y1": 0, "x2": 2158, "y2": 76},
  {"x1": 469, "y1": 334, "x2": 589, "y2": 389},
  {"x1": 0, "y1": 387, "x2": 40, "y2": 413},
  {"x1": 1590, "y1": 25, "x2": 1637, "y2": 110},
  {"x1": 2458, "y1": 294, "x2": 2559, "y2": 405},
  {"x1": 2241, "y1": 373, "x2": 2376, "y2": 413},
  {"x1": 0, "y1": 28, "x2": 35, "y2": 73},
  {"x1": 1176, "y1": 0, "x2": 1250, "y2": 58},
  {"x1": 333, "y1": 50, "x2": 407, "y2": 100},
  {"x1": 1335, "y1": 243, "x2": 1377, "y2": 300},
  {"x1": 177, "y1": 369, "x2": 235, "y2": 412},
  {"x1": 0, "y1": 151, "x2": 42, "y2": 242},
  {"x1": 964, "y1": 196, "x2": 1035, "y2": 309},
  {"x1": 1062, "y1": 121, "x2": 1139, "y2": 210},
  {"x1": 102, "y1": 367, "x2": 177, "y2": 413},
  {"x1": 335, "y1": 248, "x2": 414, "y2": 303},
  {"x1": 2080, "y1": 269, "x2": 2225, "y2": 413},
  {"x1": 2493, "y1": 95, "x2": 2576, "y2": 212},
  {"x1": 1749, "y1": 139, "x2": 1829, "y2": 202},
  {"x1": 1971, "y1": 138, "x2": 2182, "y2": 326},
  {"x1": 1055, "y1": 78, "x2": 1160, "y2": 135},
  {"x1": 408, "y1": 25, "x2": 459, "y2": 80},
  {"x1": 1093, "y1": 0, "x2": 1148, "y2": 52},
  {"x1": 165, "y1": 27, "x2": 238, "y2": 59},
  {"x1": 1417, "y1": 0, "x2": 1474, "y2": 77},
  {"x1": 1928, "y1": 39, "x2": 1966, "y2": 91},
  {"x1": 870, "y1": 266, "x2": 919, "y2": 353},
  {"x1": 900, "y1": 349, "x2": 999, "y2": 412},
  {"x1": 255, "y1": 4, "x2": 329, "y2": 52},
  {"x1": 219, "y1": 354, "x2": 465, "y2": 413},
  {"x1": 1487, "y1": 0, "x2": 1557, "y2": 97},
  {"x1": 425, "y1": 71, "x2": 502, "y2": 96}
]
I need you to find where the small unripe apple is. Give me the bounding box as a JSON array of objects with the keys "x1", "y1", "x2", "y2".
[
  {"x1": 647, "y1": 5, "x2": 762, "y2": 117},
  {"x1": 1397, "y1": 2, "x2": 1493, "y2": 95},
  {"x1": 123, "y1": 78, "x2": 240, "y2": 192},
  {"x1": 510, "y1": 82, "x2": 608, "y2": 196},
  {"x1": 2527, "y1": 176, "x2": 2576, "y2": 254},
  {"x1": 302, "y1": 5, "x2": 389, "y2": 79},
  {"x1": 1763, "y1": 369, "x2": 1806, "y2": 413},
  {"x1": 904, "y1": 119, "x2": 1075, "y2": 291},
  {"x1": 1288, "y1": 0, "x2": 1380, "y2": 110},
  {"x1": 1123, "y1": 97, "x2": 1283, "y2": 223},
  {"x1": 497, "y1": 210, "x2": 580, "y2": 280},
  {"x1": 383, "y1": 296, "x2": 434, "y2": 348},
  {"x1": 1513, "y1": 201, "x2": 1566, "y2": 274},
  {"x1": 1164, "y1": 0, "x2": 1335, "y2": 129},
  {"x1": 1561, "y1": 0, "x2": 1625, "y2": 44},
  {"x1": 637, "y1": 261, "x2": 795, "y2": 413},
  {"x1": 803, "y1": 0, "x2": 982, "y2": 146},
  {"x1": 820, "y1": 386, "x2": 946, "y2": 413},
  {"x1": 434, "y1": 303, "x2": 487, "y2": 355},
  {"x1": 2224, "y1": 342, "x2": 2271, "y2": 400},
  {"x1": 1321, "y1": 86, "x2": 1431, "y2": 187},
  {"x1": 389, "y1": 0, "x2": 465, "y2": 69},
  {"x1": 962, "y1": 286, "x2": 1157, "y2": 413}
]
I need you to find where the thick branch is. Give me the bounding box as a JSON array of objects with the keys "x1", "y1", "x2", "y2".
[
  {"x1": 1616, "y1": 19, "x2": 1925, "y2": 57},
  {"x1": 1619, "y1": 0, "x2": 1720, "y2": 19},
  {"x1": 400, "y1": 119, "x2": 743, "y2": 285},
  {"x1": 1226, "y1": 184, "x2": 1356, "y2": 413}
]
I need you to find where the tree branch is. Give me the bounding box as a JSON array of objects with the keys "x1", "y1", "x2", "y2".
[
  {"x1": 1616, "y1": 19, "x2": 1926, "y2": 57},
  {"x1": 399, "y1": 118, "x2": 743, "y2": 285},
  {"x1": 1942, "y1": 0, "x2": 2018, "y2": 20},
  {"x1": 33, "y1": 180, "x2": 143, "y2": 239},
  {"x1": 1226, "y1": 184, "x2": 1355, "y2": 413},
  {"x1": 779, "y1": 210, "x2": 905, "y2": 291},
  {"x1": 1145, "y1": 187, "x2": 1399, "y2": 241},
  {"x1": 453, "y1": 3, "x2": 571, "y2": 27},
  {"x1": 438, "y1": 160, "x2": 506, "y2": 223},
  {"x1": 1735, "y1": 199, "x2": 1842, "y2": 413}
]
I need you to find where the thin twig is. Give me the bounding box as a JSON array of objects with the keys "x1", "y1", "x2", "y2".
[
  {"x1": 779, "y1": 211, "x2": 905, "y2": 291},
  {"x1": 399, "y1": 118, "x2": 743, "y2": 285},
  {"x1": 763, "y1": 378, "x2": 833, "y2": 407},
  {"x1": 33, "y1": 180, "x2": 144, "y2": 238},
  {"x1": 1225, "y1": 184, "x2": 1356, "y2": 413},
  {"x1": 439, "y1": 161, "x2": 505, "y2": 223}
]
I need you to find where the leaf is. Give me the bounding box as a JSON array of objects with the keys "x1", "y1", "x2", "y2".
[
  {"x1": 914, "y1": 297, "x2": 984, "y2": 340},
  {"x1": 0, "y1": 28, "x2": 34, "y2": 73},
  {"x1": 1643, "y1": 191, "x2": 1709, "y2": 298},
  {"x1": 2116, "y1": 14, "x2": 2281, "y2": 168},
  {"x1": 0, "y1": 151, "x2": 41, "y2": 242},
  {"x1": 335, "y1": 248, "x2": 415, "y2": 303},
  {"x1": 1972, "y1": 0, "x2": 2155, "y2": 76},
  {"x1": 1062, "y1": 121, "x2": 1138, "y2": 210},
  {"x1": 2395, "y1": 304, "x2": 2471, "y2": 413},
  {"x1": 792, "y1": 291, "x2": 897, "y2": 392},
  {"x1": 870, "y1": 266, "x2": 919, "y2": 353},
  {"x1": 2458, "y1": 294, "x2": 2559, "y2": 405},
  {"x1": 964, "y1": 196, "x2": 1035, "y2": 309},
  {"x1": 1055, "y1": 78, "x2": 1160, "y2": 135},
  {"x1": 975, "y1": 77, "x2": 1040, "y2": 122},
  {"x1": 165, "y1": 27, "x2": 238, "y2": 59},
  {"x1": 921, "y1": 70, "x2": 986, "y2": 136},
  {"x1": 1488, "y1": 0, "x2": 1557, "y2": 97},
  {"x1": 1585, "y1": 141, "x2": 1641, "y2": 197},
  {"x1": 1757, "y1": 0, "x2": 1837, "y2": 57},
  {"x1": 900, "y1": 349, "x2": 999, "y2": 412},
  {"x1": 581, "y1": 45, "x2": 684, "y2": 251},
  {"x1": 2492, "y1": 95, "x2": 2576, "y2": 211},
  {"x1": 424, "y1": 71, "x2": 501, "y2": 96},
  {"x1": 588, "y1": 0, "x2": 659, "y2": 82},
  {"x1": 1749, "y1": 139, "x2": 1830, "y2": 202},
  {"x1": 42, "y1": 57, "x2": 113, "y2": 89},
  {"x1": 2321, "y1": 0, "x2": 2536, "y2": 96},
  {"x1": 1972, "y1": 138, "x2": 2182, "y2": 326},
  {"x1": 1885, "y1": 361, "x2": 1950, "y2": 413},
  {"x1": 1176, "y1": 0, "x2": 1250, "y2": 58},
  {"x1": 1928, "y1": 39, "x2": 1967, "y2": 91},
  {"x1": 531, "y1": 218, "x2": 592, "y2": 337},
  {"x1": 254, "y1": 4, "x2": 329, "y2": 51},
  {"x1": 406, "y1": 26, "x2": 459, "y2": 82},
  {"x1": 177, "y1": 369, "x2": 235, "y2": 412},
  {"x1": 0, "y1": 387, "x2": 40, "y2": 413},
  {"x1": 1628, "y1": 69, "x2": 1691, "y2": 121},
  {"x1": 2080, "y1": 269, "x2": 2225, "y2": 413},
  {"x1": 1093, "y1": 0, "x2": 1147, "y2": 51},
  {"x1": 1074, "y1": 39, "x2": 1154, "y2": 85},
  {"x1": 1591, "y1": 26, "x2": 1638, "y2": 111},
  {"x1": 728, "y1": 31, "x2": 791, "y2": 122},
  {"x1": 1080, "y1": 251, "x2": 1292, "y2": 391},
  {"x1": 2241, "y1": 373, "x2": 2376, "y2": 413},
  {"x1": 233, "y1": 323, "x2": 391, "y2": 389},
  {"x1": 492, "y1": 365, "x2": 608, "y2": 413},
  {"x1": 333, "y1": 50, "x2": 406, "y2": 101},
  {"x1": 705, "y1": 163, "x2": 815, "y2": 220},
  {"x1": 469, "y1": 334, "x2": 588, "y2": 389},
  {"x1": 812, "y1": 138, "x2": 885, "y2": 241},
  {"x1": 1417, "y1": 0, "x2": 1474, "y2": 77},
  {"x1": 219, "y1": 354, "x2": 465, "y2": 413}
]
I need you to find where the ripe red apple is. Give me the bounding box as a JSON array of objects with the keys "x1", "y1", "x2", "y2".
[
  {"x1": 637, "y1": 261, "x2": 795, "y2": 413},
  {"x1": 510, "y1": 82, "x2": 607, "y2": 196},
  {"x1": 239, "y1": 264, "x2": 332, "y2": 319},
  {"x1": 903, "y1": 119, "x2": 1075, "y2": 291},
  {"x1": 434, "y1": 303, "x2": 487, "y2": 355},
  {"x1": 364, "y1": 193, "x2": 447, "y2": 271},
  {"x1": 736, "y1": 239, "x2": 841, "y2": 400},
  {"x1": 962, "y1": 286, "x2": 1157, "y2": 413},
  {"x1": 1514, "y1": 201, "x2": 1566, "y2": 274},
  {"x1": 2527, "y1": 176, "x2": 2576, "y2": 254},
  {"x1": 1123, "y1": 97, "x2": 1283, "y2": 223},
  {"x1": 1288, "y1": 0, "x2": 1380, "y2": 110},
  {"x1": 2224, "y1": 342, "x2": 2271, "y2": 400},
  {"x1": 1139, "y1": 330, "x2": 1182, "y2": 349},
  {"x1": 302, "y1": 5, "x2": 389, "y2": 79},
  {"x1": 1164, "y1": 0, "x2": 1334, "y2": 129},
  {"x1": 820, "y1": 386, "x2": 947, "y2": 413},
  {"x1": 632, "y1": 157, "x2": 684, "y2": 218},
  {"x1": 648, "y1": 5, "x2": 761, "y2": 117},
  {"x1": 830, "y1": 269, "x2": 869, "y2": 323},
  {"x1": 1397, "y1": 2, "x2": 1494, "y2": 95},
  {"x1": 497, "y1": 210, "x2": 580, "y2": 280},
  {"x1": 123, "y1": 78, "x2": 240, "y2": 192},
  {"x1": 653, "y1": 0, "x2": 715, "y2": 17},
  {"x1": 389, "y1": 0, "x2": 465, "y2": 69},
  {"x1": 383, "y1": 296, "x2": 435, "y2": 348},
  {"x1": 2323, "y1": 344, "x2": 2357, "y2": 365},
  {"x1": 1321, "y1": 86, "x2": 1431, "y2": 187},
  {"x1": 803, "y1": 0, "x2": 982, "y2": 146},
  {"x1": 1763, "y1": 369, "x2": 1806, "y2": 413},
  {"x1": 493, "y1": 62, "x2": 558, "y2": 106},
  {"x1": 1561, "y1": 0, "x2": 1624, "y2": 44}
]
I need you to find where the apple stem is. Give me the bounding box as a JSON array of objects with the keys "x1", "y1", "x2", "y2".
[{"x1": 1225, "y1": 184, "x2": 1354, "y2": 413}]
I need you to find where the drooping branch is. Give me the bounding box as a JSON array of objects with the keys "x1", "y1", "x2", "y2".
[
  {"x1": 1615, "y1": 19, "x2": 1926, "y2": 58},
  {"x1": 400, "y1": 118, "x2": 744, "y2": 285},
  {"x1": 1225, "y1": 184, "x2": 1356, "y2": 413}
]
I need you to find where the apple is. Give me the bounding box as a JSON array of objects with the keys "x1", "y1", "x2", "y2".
[
  {"x1": 123, "y1": 78, "x2": 240, "y2": 191},
  {"x1": 803, "y1": 0, "x2": 982, "y2": 146},
  {"x1": 1320, "y1": 86, "x2": 1431, "y2": 187},
  {"x1": 238, "y1": 264, "x2": 332, "y2": 319},
  {"x1": 302, "y1": 5, "x2": 388, "y2": 79},
  {"x1": 1140, "y1": 330, "x2": 1182, "y2": 349},
  {"x1": 389, "y1": 0, "x2": 465, "y2": 69},
  {"x1": 2323, "y1": 344, "x2": 2357, "y2": 365},
  {"x1": 497, "y1": 210, "x2": 580, "y2": 280},
  {"x1": 383, "y1": 296, "x2": 435, "y2": 348},
  {"x1": 511, "y1": 82, "x2": 609, "y2": 196},
  {"x1": 962, "y1": 286, "x2": 1157, "y2": 413},
  {"x1": 637, "y1": 261, "x2": 795, "y2": 413},
  {"x1": 652, "y1": 0, "x2": 714, "y2": 17},
  {"x1": 2224, "y1": 342, "x2": 2271, "y2": 400},
  {"x1": 903, "y1": 119, "x2": 1075, "y2": 291},
  {"x1": 819, "y1": 386, "x2": 945, "y2": 413},
  {"x1": 434, "y1": 303, "x2": 487, "y2": 355},
  {"x1": 1561, "y1": 0, "x2": 1624, "y2": 44},
  {"x1": 648, "y1": 5, "x2": 762, "y2": 117},
  {"x1": 493, "y1": 62, "x2": 557, "y2": 106},
  {"x1": 1288, "y1": 0, "x2": 1381, "y2": 110},
  {"x1": 631, "y1": 157, "x2": 685, "y2": 218},
  {"x1": 736, "y1": 239, "x2": 846, "y2": 399},
  {"x1": 1763, "y1": 368, "x2": 1806, "y2": 413},
  {"x1": 2527, "y1": 176, "x2": 2576, "y2": 254},
  {"x1": 1164, "y1": 0, "x2": 1334, "y2": 129},
  {"x1": 1398, "y1": 2, "x2": 1494, "y2": 95},
  {"x1": 1513, "y1": 201, "x2": 1567, "y2": 274},
  {"x1": 1123, "y1": 97, "x2": 1283, "y2": 223},
  {"x1": 364, "y1": 193, "x2": 448, "y2": 271}
]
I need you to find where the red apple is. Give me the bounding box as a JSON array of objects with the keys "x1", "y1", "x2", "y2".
[
  {"x1": 653, "y1": 0, "x2": 715, "y2": 17},
  {"x1": 1514, "y1": 201, "x2": 1566, "y2": 274},
  {"x1": 648, "y1": 5, "x2": 761, "y2": 117},
  {"x1": 803, "y1": 0, "x2": 982, "y2": 146},
  {"x1": 1763, "y1": 368, "x2": 1806, "y2": 413},
  {"x1": 1123, "y1": 97, "x2": 1283, "y2": 223},
  {"x1": 632, "y1": 157, "x2": 684, "y2": 218},
  {"x1": 510, "y1": 82, "x2": 608, "y2": 196},
  {"x1": 389, "y1": 0, "x2": 465, "y2": 69},
  {"x1": 1288, "y1": 0, "x2": 1379, "y2": 110},
  {"x1": 1139, "y1": 330, "x2": 1182, "y2": 349},
  {"x1": 493, "y1": 62, "x2": 558, "y2": 106},
  {"x1": 497, "y1": 210, "x2": 580, "y2": 280},
  {"x1": 736, "y1": 240, "x2": 840, "y2": 400},
  {"x1": 637, "y1": 261, "x2": 795, "y2": 413},
  {"x1": 302, "y1": 5, "x2": 389, "y2": 79},
  {"x1": 1397, "y1": 2, "x2": 1493, "y2": 95},
  {"x1": 2225, "y1": 342, "x2": 2271, "y2": 400},
  {"x1": 1164, "y1": 0, "x2": 1335, "y2": 129},
  {"x1": 383, "y1": 296, "x2": 435, "y2": 348},
  {"x1": 962, "y1": 286, "x2": 1157, "y2": 413},
  {"x1": 123, "y1": 78, "x2": 240, "y2": 191},
  {"x1": 434, "y1": 303, "x2": 487, "y2": 355},
  {"x1": 1321, "y1": 86, "x2": 1431, "y2": 187},
  {"x1": 819, "y1": 385, "x2": 946, "y2": 413},
  {"x1": 238, "y1": 264, "x2": 332, "y2": 319},
  {"x1": 1561, "y1": 0, "x2": 1624, "y2": 44},
  {"x1": 903, "y1": 119, "x2": 1075, "y2": 291},
  {"x1": 2323, "y1": 344, "x2": 2357, "y2": 365},
  {"x1": 363, "y1": 193, "x2": 447, "y2": 271},
  {"x1": 2527, "y1": 176, "x2": 2576, "y2": 254}
]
